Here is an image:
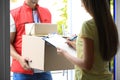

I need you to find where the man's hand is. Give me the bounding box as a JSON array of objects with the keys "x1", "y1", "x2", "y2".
[{"x1": 18, "y1": 57, "x2": 32, "y2": 70}]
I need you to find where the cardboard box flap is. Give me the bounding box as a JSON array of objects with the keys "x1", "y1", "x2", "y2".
[
  {"x1": 22, "y1": 35, "x2": 45, "y2": 70},
  {"x1": 44, "y1": 44, "x2": 74, "y2": 70},
  {"x1": 25, "y1": 23, "x2": 57, "y2": 36}
]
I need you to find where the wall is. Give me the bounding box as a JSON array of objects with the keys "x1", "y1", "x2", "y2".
[
  {"x1": 0, "y1": 0, "x2": 10, "y2": 80},
  {"x1": 115, "y1": 0, "x2": 120, "y2": 80}
]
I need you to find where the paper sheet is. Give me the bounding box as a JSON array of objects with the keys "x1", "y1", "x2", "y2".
[{"x1": 43, "y1": 34, "x2": 76, "y2": 56}]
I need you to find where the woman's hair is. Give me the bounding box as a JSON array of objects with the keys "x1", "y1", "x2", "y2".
[{"x1": 81, "y1": 0, "x2": 119, "y2": 61}]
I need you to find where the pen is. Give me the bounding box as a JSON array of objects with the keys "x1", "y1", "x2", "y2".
[{"x1": 69, "y1": 35, "x2": 77, "y2": 41}]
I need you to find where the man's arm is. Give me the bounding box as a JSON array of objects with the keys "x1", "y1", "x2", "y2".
[
  {"x1": 10, "y1": 32, "x2": 21, "y2": 60},
  {"x1": 10, "y1": 32, "x2": 31, "y2": 70}
]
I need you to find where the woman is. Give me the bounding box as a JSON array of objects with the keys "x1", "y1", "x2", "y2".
[{"x1": 57, "y1": 0, "x2": 119, "y2": 80}]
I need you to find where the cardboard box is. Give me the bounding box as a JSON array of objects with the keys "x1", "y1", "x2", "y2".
[
  {"x1": 22, "y1": 35, "x2": 76, "y2": 71},
  {"x1": 25, "y1": 23, "x2": 57, "y2": 36}
]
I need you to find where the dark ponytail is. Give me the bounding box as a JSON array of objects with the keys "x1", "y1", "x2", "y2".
[{"x1": 82, "y1": 0, "x2": 119, "y2": 61}]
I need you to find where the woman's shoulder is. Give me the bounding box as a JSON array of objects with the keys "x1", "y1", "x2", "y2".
[
  {"x1": 82, "y1": 19, "x2": 96, "y2": 29},
  {"x1": 84, "y1": 19, "x2": 95, "y2": 25}
]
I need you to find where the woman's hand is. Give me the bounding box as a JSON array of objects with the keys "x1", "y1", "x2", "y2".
[
  {"x1": 66, "y1": 39, "x2": 76, "y2": 50},
  {"x1": 57, "y1": 47, "x2": 67, "y2": 56}
]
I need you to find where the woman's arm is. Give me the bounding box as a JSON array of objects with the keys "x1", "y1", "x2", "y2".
[{"x1": 57, "y1": 37, "x2": 94, "y2": 71}]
